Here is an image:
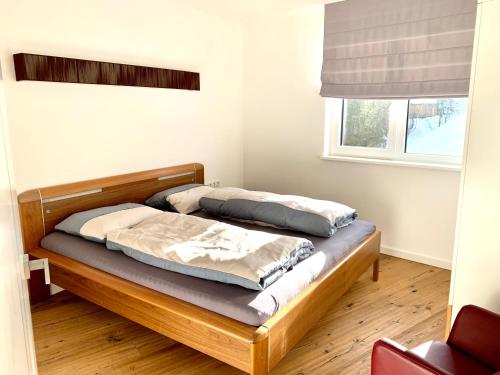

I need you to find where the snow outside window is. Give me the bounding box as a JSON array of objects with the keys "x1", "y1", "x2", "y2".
[{"x1": 324, "y1": 98, "x2": 468, "y2": 166}]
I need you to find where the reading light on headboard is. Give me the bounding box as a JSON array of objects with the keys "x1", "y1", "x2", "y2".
[{"x1": 13, "y1": 53, "x2": 200, "y2": 91}]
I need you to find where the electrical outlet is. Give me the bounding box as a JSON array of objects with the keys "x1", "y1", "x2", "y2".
[{"x1": 207, "y1": 180, "x2": 221, "y2": 188}]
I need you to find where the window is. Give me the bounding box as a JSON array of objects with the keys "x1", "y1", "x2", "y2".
[
  {"x1": 324, "y1": 98, "x2": 468, "y2": 167},
  {"x1": 406, "y1": 99, "x2": 468, "y2": 157}
]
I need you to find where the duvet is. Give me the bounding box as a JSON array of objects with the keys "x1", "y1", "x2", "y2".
[
  {"x1": 106, "y1": 211, "x2": 314, "y2": 290},
  {"x1": 200, "y1": 187, "x2": 357, "y2": 237}
]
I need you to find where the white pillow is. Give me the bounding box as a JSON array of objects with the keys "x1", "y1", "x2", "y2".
[
  {"x1": 80, "y1": 206, "x2": 162, "y2": 241},
  {"x1": 166, "y1": 185, "x2": 214, "y2": 214},
  {"x1": 55, "y1": 203, "x2": 162, "y2": 242}
]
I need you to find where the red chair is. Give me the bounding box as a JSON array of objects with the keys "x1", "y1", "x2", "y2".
[{"x1": 371, "y1": 305, "x2": 500, "y2": 375}]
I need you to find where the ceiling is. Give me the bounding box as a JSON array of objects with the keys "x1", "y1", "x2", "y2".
[{"x1": 178, "y1": 0, "x2": 338, "y2": 24}]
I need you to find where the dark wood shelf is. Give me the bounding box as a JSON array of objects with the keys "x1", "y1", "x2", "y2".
[{"x1": 13, "y1": 53, "x2": 200, "y2": 90}]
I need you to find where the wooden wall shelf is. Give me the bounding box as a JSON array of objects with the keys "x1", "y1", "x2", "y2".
[{"x1": 13, "y1": 53, "x2": 200, "y2": 90}]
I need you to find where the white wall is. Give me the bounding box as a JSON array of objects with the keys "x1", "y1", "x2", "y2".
[
  {"x1": 450, "y1": 0, "x2": 500, "y2": 319},
  {"x1": 243, "y1": 7, "x2": 461, "y2": 268},
  {"x1": 0, "y1": 0, "x2": 244, "y2": 193}
]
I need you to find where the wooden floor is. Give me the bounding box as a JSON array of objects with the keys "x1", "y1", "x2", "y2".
[{"x1": 32, "y1": 255, "x2": 450, "y2": 375}]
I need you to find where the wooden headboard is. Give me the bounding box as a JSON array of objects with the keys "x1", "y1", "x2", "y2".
[{"x1": 18, "y1": 163, "x2": 204, "y2": 254}]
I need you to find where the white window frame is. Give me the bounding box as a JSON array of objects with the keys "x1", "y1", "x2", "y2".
[{"x1": 323, "y1": 98, "x2": 464, "y2": 168}]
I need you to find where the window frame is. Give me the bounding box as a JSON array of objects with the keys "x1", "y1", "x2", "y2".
[{"x1": 324, "y1": 98, "x2": 465, "y2": 167}]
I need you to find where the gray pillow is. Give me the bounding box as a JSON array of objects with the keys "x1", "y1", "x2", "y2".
[{"x1": 144, "y1": 183, "x2": 203, "y2": 211}]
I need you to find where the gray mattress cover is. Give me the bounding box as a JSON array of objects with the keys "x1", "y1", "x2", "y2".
[{"x1": 41, "y1": 212, "x2": 375, "y2": 326}]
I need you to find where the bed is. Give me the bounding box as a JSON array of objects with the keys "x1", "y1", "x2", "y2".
[{"x1": 18, "y1": 163, "x2": 381, "y2": 374}]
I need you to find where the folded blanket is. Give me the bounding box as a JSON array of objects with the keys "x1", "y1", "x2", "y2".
[
  {"x1": 199, "y1": 187, "x2": 357, "y2": 237},
  {"x1": 106, "y1": 212, "x2": 314, "y2": 290}
]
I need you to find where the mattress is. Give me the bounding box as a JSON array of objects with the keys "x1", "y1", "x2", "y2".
[{"x1": 41, "y1": 212, "x2": 375, "y2": 326}]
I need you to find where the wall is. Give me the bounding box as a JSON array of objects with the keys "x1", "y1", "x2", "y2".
[
  {"x1": 450, "y1": 0, "x2": 500, "y2": 319},
  {"x1": 243, "y1": 7, "x2": 461, "y2": 268},
  {"x1": 0, "y1": 0, "x2": 244, "y2": 193}
]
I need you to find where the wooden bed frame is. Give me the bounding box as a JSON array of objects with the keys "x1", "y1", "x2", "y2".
[{"x1": 18, "y1": 163, "x2": 381, "y2": 374}]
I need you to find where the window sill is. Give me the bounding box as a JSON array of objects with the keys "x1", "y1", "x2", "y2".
[{"x1": 320, "y1": 155, "x2": 462, "y2": 172}]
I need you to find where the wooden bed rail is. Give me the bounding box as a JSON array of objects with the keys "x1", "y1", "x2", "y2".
[{"x1": 264, "y1": 231, "x2": 381, "y2": 368}]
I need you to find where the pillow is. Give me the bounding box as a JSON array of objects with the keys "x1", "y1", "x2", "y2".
[
  {"x1": 145, "y1": 184, "x2": 214, "y2": 214},
  {"x1": 55, "y1": 203, "x2": 162, "y2": 242},
  {"x1": 145, "y1": 183, "x2": 202, "y2": 210}
]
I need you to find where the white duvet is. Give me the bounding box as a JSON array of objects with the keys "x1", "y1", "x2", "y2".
[{"x1": 106, "y1": 212, "x2": 314, "y2": 290}]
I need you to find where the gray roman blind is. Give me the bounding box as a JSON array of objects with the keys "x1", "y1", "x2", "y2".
[{"x1": 320, "y1": 0, "x2": 477, "y2": 99}]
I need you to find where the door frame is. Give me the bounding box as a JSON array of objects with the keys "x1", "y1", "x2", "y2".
[{"x1": 0, "y1": 58, "x2": 38, "y2": 375}]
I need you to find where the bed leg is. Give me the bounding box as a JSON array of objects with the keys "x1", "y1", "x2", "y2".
[
  {"x1": 372, "y1": 258, "x2": 380, "y2": 282},
  {"x1": 251, "y1": 327, "x2": 270, "y2": 375}
]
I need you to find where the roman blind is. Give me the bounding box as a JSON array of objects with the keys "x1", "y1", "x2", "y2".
[{"x1": 320, "y1": 0, "x2": 477, "y2": 99}]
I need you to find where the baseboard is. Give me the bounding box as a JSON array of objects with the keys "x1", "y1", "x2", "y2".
[{"x1": 381, "y1": 245, "x2": 452, "y2": 270}]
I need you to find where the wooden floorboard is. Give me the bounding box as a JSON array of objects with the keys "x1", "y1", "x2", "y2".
[{"x1": 32, "y1": 255, "x2": 450, "y2": 374}]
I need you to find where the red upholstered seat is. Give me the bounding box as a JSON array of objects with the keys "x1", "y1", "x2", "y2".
[
  {"x1": 371, "y1": 305, "x2": 500, "y2": 375},
  {"x1": 409, "y1": 341, "x2": 493, "y2": 375}
]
